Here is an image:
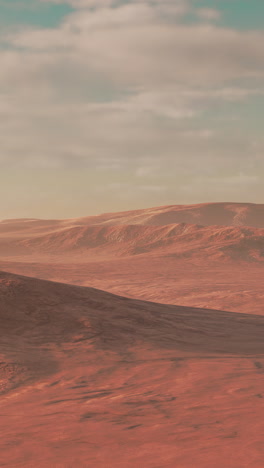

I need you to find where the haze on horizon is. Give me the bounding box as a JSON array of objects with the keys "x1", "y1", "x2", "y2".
[{"x1": 0, "y1": 0, "x2": 263, "y2": 219}]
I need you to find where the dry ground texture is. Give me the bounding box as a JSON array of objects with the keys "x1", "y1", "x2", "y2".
[
  {"x1": 0, "y1": 203, "x2": 263, "y2": 467},
  {"x1": 0, "y1": 271, "x2": 264, "y2": 467},
  {"x1": 0, "y1": 203, "x2": 263, "y2": 315}
]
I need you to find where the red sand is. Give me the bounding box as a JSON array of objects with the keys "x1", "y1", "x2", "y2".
[
  {"x1": 0, "y1": 203, "x2": 264, "y2": 467},
  {"x1": 0, "y1": 271, "x2": 264, "y2": 468},
  {"x1": 0, "y1": 203, "x2": 263, "y2": 315},
  {"x1": 1, "y1": 256, "x2": 263, "y2": 316}
]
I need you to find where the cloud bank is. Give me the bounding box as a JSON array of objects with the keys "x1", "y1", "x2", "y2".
[{"x1": 0, "y1": 0, "x2": 263, "y2": 214}]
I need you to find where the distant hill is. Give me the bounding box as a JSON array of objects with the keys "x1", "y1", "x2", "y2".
[
  {"x1": 10, "y1": 223, "x2": 263, "y2": 262},
  {"x1": 0, "y1": 203, "x2": 263, "y2": 261},
  {"x1": 1, "y1": 202, "x2": 264, "y2": 230}
]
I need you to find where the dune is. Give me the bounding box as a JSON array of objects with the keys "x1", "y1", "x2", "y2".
[{"x1": 0, "y1": 270, "x2": 264, "y2": 467}]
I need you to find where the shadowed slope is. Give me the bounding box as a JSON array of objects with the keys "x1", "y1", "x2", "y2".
[
  {"x1": 1, "y1": 271, "x2": 264, "y2": 467},
  {"x1": 1, "y1": 270, "x2": 264, "y2": 356}
]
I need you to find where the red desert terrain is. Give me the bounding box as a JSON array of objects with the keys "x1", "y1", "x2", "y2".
[
  {"x1": 0, "y1": 203, "x2": 264, "y2": 467},
  {"x1": 1, "y1": 270, "x2": 264, "y2": 467},
  {"x1": 0, "y1": 202, "x2": 263, "y2": 315}
]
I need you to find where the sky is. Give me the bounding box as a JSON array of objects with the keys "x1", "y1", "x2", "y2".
[{"x1": 0, "y1": 0, "x2": 263, "y2": 219}]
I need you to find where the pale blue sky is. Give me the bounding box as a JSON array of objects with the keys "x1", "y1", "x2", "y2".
[
  {"x1": 0, "y1": 0, "x2": 263, "y2": 218},
  {"x1": 0, "y1": 1, "x2": 73, "y2": 28},
  {"x1": 1, "y1": 0, "x2": 263, "y2": 30},
  {"x1": 196, "y1": 0, "x2": 264, "y2": 30}
]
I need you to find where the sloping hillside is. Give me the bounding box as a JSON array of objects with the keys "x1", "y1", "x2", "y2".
[
  {"x1": 1, "y1": 202, "x2": 264, "y2": 233},
  {"x1": 0, "y1": 202, "x2": 263, "y2": 261},
  {"x1": 1, "y1": 270, "x2": 263, "y2": 355},
  {"x1": 0, "y1": 271, "x2": 264, "y2": 467},
  {"x1": 5, "y1": 223, "x2": 263, "y2": 262},
  {"x1": 71, "y1": 202, "x2": 264, "y2": 228}
]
